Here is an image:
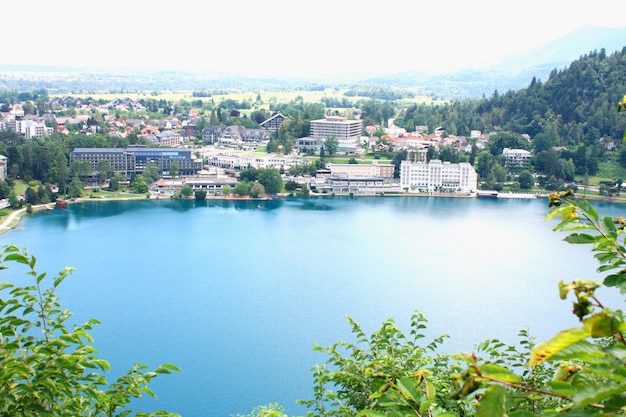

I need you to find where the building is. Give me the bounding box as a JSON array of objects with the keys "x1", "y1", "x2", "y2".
[
  {"x1": 126, "y1": 146, "x2": 202, "y2": 176},
  {"x1": 327, "y1": 162, "x2": 394, "y2": 178},
  {"x1": 295, "y1": 116, "x2": 363, "y2": 154},
  {"x1": 260, "y1": 113, "x2": 287, "y2": 131},
  {"x1": 313, "y1": 175, "x2": 400, "y2": 194},
  {"x1": 152, "y1": 177, "x2": 237, "y2": 197},
  {"x1": 400, "y1": 160, "x2": 478, "y2": 193},
  {"x1": 69, "y1": 148, "x2": 135, "y2": 173},
  {"x1": 201, "y1": 125, "x2": 271, "y2": 145},
  {"x1": 503, "y1": 148, "x2": 532, "y2": 170},
  {"x1": 310, "y1": 116, "x2": 362, "y2": 140},
  {"x1": 69, "y1": 146, "x2": 202, "y2": 178},
  {"x1": 0, "y1": 155, "x2": 7, "y2": 179},
  {"x1": 204, "y1": 150, "x2": 307, "y2": 171}
]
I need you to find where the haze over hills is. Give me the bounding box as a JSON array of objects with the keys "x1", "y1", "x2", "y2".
[{"x1": 1, "y1": 25, "x2": 624, "y2": 99}]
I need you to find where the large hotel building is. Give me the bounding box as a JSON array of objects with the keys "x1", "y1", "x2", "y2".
[{"x1": 69, "y1": 145, "x2": 202, "y2": 177}]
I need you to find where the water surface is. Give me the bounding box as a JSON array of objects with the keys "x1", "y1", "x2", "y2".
[{"x1": 2, "y1": 196, "x2": 623, "y2": 417}]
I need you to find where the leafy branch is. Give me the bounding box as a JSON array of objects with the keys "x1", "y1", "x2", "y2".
[{"x1": 0, "y1": 244, "x2": 181, "y2": 417}]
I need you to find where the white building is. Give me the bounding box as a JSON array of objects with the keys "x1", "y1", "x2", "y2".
[
  {"x1": 310, "y1": 116, "x2": 362, "y2": 140},
  {"x1": 327, "y1": 162, "x2": 395, "y2": 178},
  {"x1": 204, "y1": 150, "x2": 307, "y2": 171},
  {"x1": 296, "y1": 116, "x2": 363, "y2": 154},
  {"x1": 400, "y1": 160, "x2": 478, "y2": 193},
  {"x1": 503, "y1": 148, "x2": 532, "y2": 170}
]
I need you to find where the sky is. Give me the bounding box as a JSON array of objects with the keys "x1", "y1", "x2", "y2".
[{"x1": 3, "y1": 0, "x2": 626, "y2": 79}]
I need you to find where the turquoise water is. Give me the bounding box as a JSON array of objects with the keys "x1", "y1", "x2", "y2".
[{"x1": 1, "y1": 197, "x2": 623, "y2": 417}]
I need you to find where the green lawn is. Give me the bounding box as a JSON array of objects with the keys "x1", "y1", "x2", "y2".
[{"x1": 89, "y1": 190, "x2": 148, "y2": 199}]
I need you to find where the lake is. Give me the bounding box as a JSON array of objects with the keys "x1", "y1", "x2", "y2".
[{"x1": 1, "y1": 196, "x2": 624, "y2": 417}]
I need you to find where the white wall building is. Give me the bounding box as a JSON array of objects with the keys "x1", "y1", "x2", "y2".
[
  {"x1": 310, "y1": 116, "x2": 362, "y2": 140},
  {"x1": 327, "y1": 162, "x2": 395, "y2": 178},
  {"x1": 503, "y1": 148, "x2": 532, "y2": 170},
  {"x1": 400, "y1": 160, "x2": 478, "y2": 193},
  {"x1": 204, "y1": 150, "x2": 307, "y2": 171}
]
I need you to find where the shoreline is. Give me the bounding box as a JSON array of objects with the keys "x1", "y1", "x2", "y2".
[{"x1": 1, "y1": 191, "x2": 623, "y2": 236}]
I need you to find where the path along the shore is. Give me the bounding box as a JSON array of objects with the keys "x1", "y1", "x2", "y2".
[{"x1": 0, "y1": 208, "x2": 26, "y2": 235}]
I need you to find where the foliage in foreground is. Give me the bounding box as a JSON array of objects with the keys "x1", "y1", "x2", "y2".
[
  {"x1": 0, "y1": 244, "x2": 180, "y2": 416},
  {"x1": 302, "y1": 192, "x2": 626, "y2": 417}
]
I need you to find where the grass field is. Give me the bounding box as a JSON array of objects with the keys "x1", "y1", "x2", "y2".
[{"x1": 70, "y1": 89, "x2": 439, "y2": 107}]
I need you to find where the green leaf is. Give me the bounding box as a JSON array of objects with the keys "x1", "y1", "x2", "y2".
[
  {"x1": 599, "y1": 216, "x2": 618, "y2": 237},
  {"x1": 475, "y1": 384, "x2": 506, "y2": 417},
  {"x1": 397, "y1": 377, "x2": 422, "y2": 403},
  {"x1": 0, "y1": 282, "x2": 14, "y2": 291},
  {"x1": 580, "y1": 200, "x2": 599, "y2": 221},
  {"x1": 155, "y1": 363, "x2": 181, "y2": 374},
  {"x1": 572, "y1": 383, "x2": 626, "y2": 408},
  {"x1": 603, "y1": 274, "x2": 626, "y2": 294},
  {"x1": 547, "y1": 340, "x2": 605, "y2": 363},
  {"x1": 530, "y1": 327, "x2": 590, "y2": 365},
  {"x1": 478, "y1": 363, "x2": 520, "y2": 384},
  {"x1": 356, "y1": 410, "x2": 386, "y2": 417},
  {"x1": 584, "y1": 312, "x2": 617, "y2": 337},
  {"x1": 563, "y1": 234, "x2": 597, "y2": 244},
  {"x1": 508, "y1": 411, "x2": 538, "y2": 417},
  {"x1": 4, "y1": 253, "x2": 30, "y2": 265},
  {"x1": 547, "y1": 380, "x2": 575, "y2": 396}
]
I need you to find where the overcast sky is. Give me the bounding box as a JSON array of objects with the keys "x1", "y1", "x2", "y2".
[{"x1": 4, "y1": 0, "x2": 626, "y2": 79}]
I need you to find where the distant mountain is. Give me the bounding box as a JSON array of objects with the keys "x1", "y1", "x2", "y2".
[
  {"x1": 496, "y1": 25, "x2": 626, "y2": 72},
  {"x1": 0, "y1": 26, "x2": 624, "y2": 99},
  {"x1": 360, "y1": 25, "x2": 626, "y2": 99}
]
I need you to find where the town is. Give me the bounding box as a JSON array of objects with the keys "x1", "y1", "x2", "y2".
[{"x1": 0, "y1": 92, "x2": 543, "y2": 203}]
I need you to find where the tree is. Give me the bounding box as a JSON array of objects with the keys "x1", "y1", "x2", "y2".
[
  {"x1": 234, "y1": 181, "x2": 252, "y2": 196},
  {"x1": 239, "y1": 166, "x2": 258, "y2": 182},
  {"x1": 257, "y1": 168, "x2": 282, "y2": 194},
  {"x1": 491, "y1": 163, "x2": 507, "y2": 183},
  {"x1": 221, "y1": 184, "x2": 231, "y2": 196},
  {"x1": 169, "y1": 161, "x2": 179, "y2": 177},
  {"x1": 475, "y1": 150, "x2": 494, "y2": 179},
  {"x1": 8, "y1": 189, "x2": 21, "y2": 208},
  {"x1": 96, "y1": 159, "x2": 114, "y2": 184},
  {"x1": 180, "y1": 183, "x2": 194, "y2": 198},
  {"x1": 324, "y1": 136, "x2": 339, "y2": 156},
  {"x1": 249, "y1": 182, "x2": 265, "y2": 198},
  {"x1": 131, "y1": 174, "x2": 148, "y2": 193},
  {"x1": 143, "y1": 162, "x2": 161, "y2": 182},
  {"x1": 24, "y1": 186, "x2": 39, "y2": 205},
  {"x1": 68, "y1": 175, "x2": 84, "y2": 198},
  {"x1": 518, "y1": 170, "x2": 534, "y2": 189},
  {"x1": 194, "y1": 189, "x2": 207, "y2": 200},
  {"x1": 0, "y1": 244, "x2": 179, "y2": 416},
  {"x1": 302, "y1": 312, "x2": 469, "y2": 417},
  {"x1": 70, "y1": 161, "x2": 93, "y2": 181}
]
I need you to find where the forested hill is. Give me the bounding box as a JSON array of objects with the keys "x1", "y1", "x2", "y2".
[{"x1": 396, "y1": 47, "x2": 626, "y2": 146}]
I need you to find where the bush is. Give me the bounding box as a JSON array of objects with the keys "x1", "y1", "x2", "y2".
[{"x1": 0, "y1": 245, "x2": 180, "y2": 416}]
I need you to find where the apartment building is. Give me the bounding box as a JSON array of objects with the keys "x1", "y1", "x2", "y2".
[{"x1": 503, "y1": 148, "x2": 532, "y2": 170}]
